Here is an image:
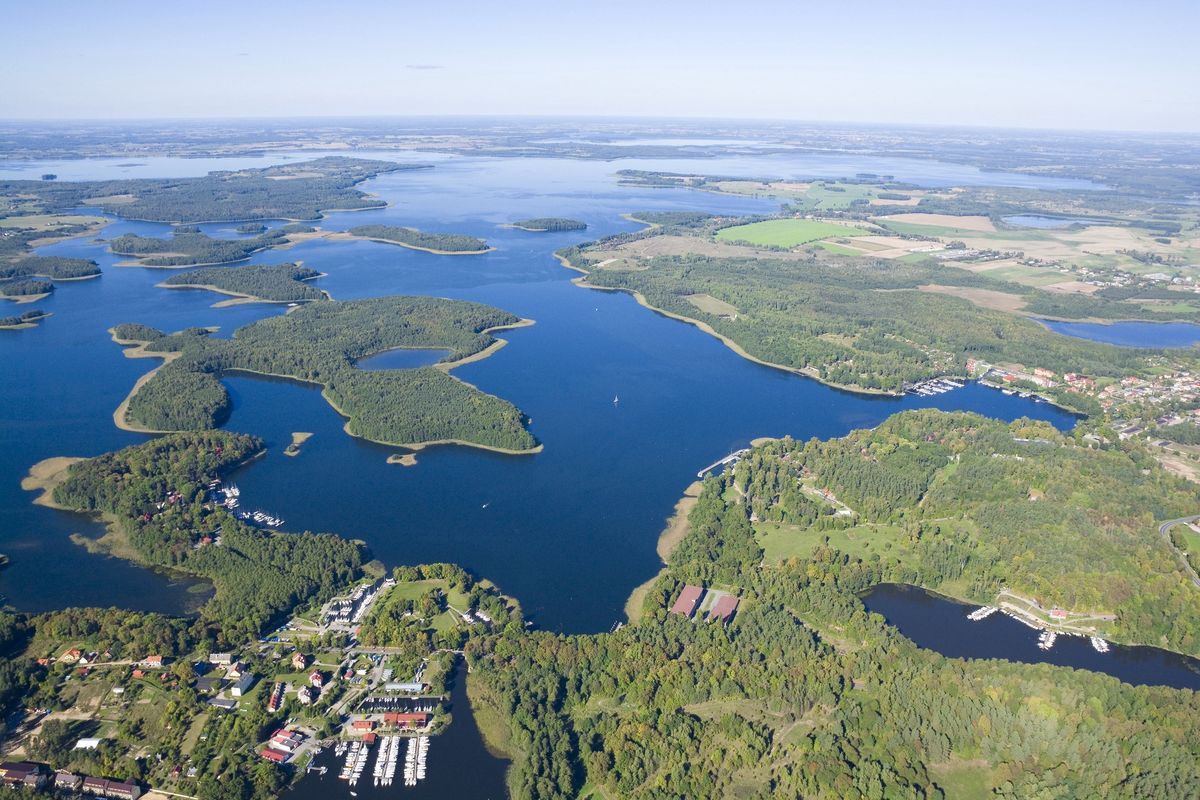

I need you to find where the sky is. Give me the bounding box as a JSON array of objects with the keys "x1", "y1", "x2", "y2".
[{"x1": 2, "y1": 0, "x2": 1197, "y2": 132}]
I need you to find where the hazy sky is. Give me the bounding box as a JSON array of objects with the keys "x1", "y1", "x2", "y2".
[{"x1": 3, "y1": 0, "x2": 1197, "y2": 132}]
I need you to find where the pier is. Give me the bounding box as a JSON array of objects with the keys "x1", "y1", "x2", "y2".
[{"x1": 697, "y1": 448, "x2": 751, "y2": 478}]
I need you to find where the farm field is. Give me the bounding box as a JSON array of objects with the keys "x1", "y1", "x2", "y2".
[{"x1": 715, "y1": 218, "x2": 874, "y2": 247}]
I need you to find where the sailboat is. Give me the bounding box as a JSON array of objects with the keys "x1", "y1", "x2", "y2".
[{"x1": 613, "y1": 394, "x2": 619, "y2": 405}]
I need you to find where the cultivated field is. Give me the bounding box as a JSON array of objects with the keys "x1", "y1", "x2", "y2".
[{"x1": 715, "y1": 218, "x2": 874, "y2": 247}]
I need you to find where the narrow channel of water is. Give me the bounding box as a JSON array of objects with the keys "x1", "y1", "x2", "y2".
[{"x1": 861, "y1": 583, "x2": 1200, "y2": 691}]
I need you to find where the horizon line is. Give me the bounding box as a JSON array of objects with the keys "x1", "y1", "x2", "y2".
[{"x1": 0, "y1": 113, "x2": 1197, "y2": 139}]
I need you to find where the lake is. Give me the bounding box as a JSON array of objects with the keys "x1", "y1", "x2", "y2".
[
  {"x1": 0, "y1": 152, "x2": 1078, "y2": 632},
  {"x1": 861, "y1": 584, "x2": 1200, "y2": 691},
  {"x1": 1002, "y1": 214, "x2": 1096, "y2": 228},
  {"x1": 1039, "y1": 319, "x2": 1200, "y2": 348}
]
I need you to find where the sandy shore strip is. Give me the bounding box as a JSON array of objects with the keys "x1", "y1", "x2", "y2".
[
  {"x1": 623, "y1": 480, "x2": 704, "y2": 623},
  {"x1": 284, "y1": 431, "x2": 313, "y2": 456}
]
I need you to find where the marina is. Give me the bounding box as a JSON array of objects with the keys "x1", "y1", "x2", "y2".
[{"x1": 905, "y1": 377, "x2": 964, "y2": 397}]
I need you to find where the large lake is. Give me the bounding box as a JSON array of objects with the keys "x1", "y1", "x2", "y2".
[{"x1": 1, "y1": 152, "x2": 1079, "y2": 632}]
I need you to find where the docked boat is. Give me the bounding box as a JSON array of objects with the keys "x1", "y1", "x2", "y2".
[
  {"x1": 1037, "y1": 630, "x2": 1058, "y2": 651},
  {"x1": 1090, "y1": 636, "x2": 1110, "y2": 653}
]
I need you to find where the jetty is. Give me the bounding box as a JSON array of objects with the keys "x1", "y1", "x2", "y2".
[
  {"x1": 697, "y1": 448, "x2": 751, "y2": 478},
  {"x1": 967, "y1": 605, "x2": 998, "y2": 621}
]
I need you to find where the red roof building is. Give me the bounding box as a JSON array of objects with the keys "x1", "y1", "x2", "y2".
[
  {"x1": 260, "y1": 748, "x2": 288, "y2": 763},
  {"x1": 351, "y1": 720, "x2": 374, "y2": 732},
  {"x1": 708, "y1": 595, "x2": 740, "y2": 623},
  {"x1": 669, "y1": 585, "x2": 704, "y2": 617},
  {"x1": 383, "y1": 712, "x2": 430, "y2": 728}
]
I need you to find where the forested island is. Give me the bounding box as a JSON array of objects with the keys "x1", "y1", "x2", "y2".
[
  {"x1": 466, "y1": 409, "x2": 1200, "y2": 799},
  {"x1": 1, "y1": 256, "x2": 100, "y2": 281},
  {"x1": 0, "y1": 156, "x2": 419, "y2": 223},
  {"x1": 0, "y1": 309, "x2": 50, "y2": 329},
  {"x1": 346, "y1": 224, "x2": 493, "y2": 254},
  {"x1": 506, "y1": 217, "x2": 587, "y2": 232},
  {"x1": 0, "y1": 279, "x2": 53, "y2": 301},
  {"x1": 160, "y1": 262, "x2": 327, "y2": 304},
  {"x1": 109, "y1": 227, "x2": 297, "y2": 267},
  {"x1": 112, "y1": 295, "x2": 538, "y2": 453}
]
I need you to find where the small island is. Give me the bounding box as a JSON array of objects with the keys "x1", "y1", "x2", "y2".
[
  {"x1": 109, "y1": 227, "x2": 292, "y2": 267},
  {"x1": 284, "y1": 431, "x2": 313, "y2": 456},
  {"x1": 344, "y1": 224, "x2": 493, "y2": 254},
  {"x1": 505, "y1": 217, "x2": 588, "y2": 232},
  {"x1": 235, "y1": 222, "x2": 268, "y2": 234},
  {"x1": 386, "y1": 452, "x2": 419, "y2": 467},
  {"x1": 111, "y1": 295, "x2": 539, "y2": 454},
  {"x1": 0, "y1": 278, "x2": 54, "y2": 303},
  {"x1": 0, "y1": 309, "x2": 51, "y2": 329},
  {"x1": 2, "y1": 255, "x2": 101, "y2": 281},
  {"x1": 160, "y1": 262, "x2": 328, "y2": 306}
]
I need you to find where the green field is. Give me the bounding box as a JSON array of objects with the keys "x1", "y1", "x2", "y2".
[
  {"x1": 716, "y1": 218, "x2": 873, "y2": 247},
  {"x1": 756, "y1": 521, "x2": 905, "y2": 563}
]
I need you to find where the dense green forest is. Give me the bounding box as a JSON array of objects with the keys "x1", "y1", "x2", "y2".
[
  {"x1": 468, "y1": 410, "x2": 1200, "y2": 799},
  {"x1": 51, "y1": 431, "x2": 366, "y2": 644},
  {"x1": 114, "y1": 295, "x2": 537, "y2": 451},
  {"x1": 562, "y1": 240, "x2": 1175, "y2": 404},
  {"x1": 0, "y1": 255, "x2": 100, "y2": 280},
  {"x1": 162, "y1": 262, "x2": 326, "y2": 303},
  {"x1": 509, "y1": 217, "x2": 587, "y2": 232},
  {"x1": 109, "y1": 228, "x2": 290, "y2": 266},
  {"x1": 348, "y1": 224, "x2": 491, "y2": 253},
  {"x1": 0, "y1": 157, "x2": 417, "y2": 223},
  {"x1": 737, "y1": 410, "x2": 1200, "y2": 652},
  {"x1": 235, "y1": 223, "x2": 268, "y2": 234}
]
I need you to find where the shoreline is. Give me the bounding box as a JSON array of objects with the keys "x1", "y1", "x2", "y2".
[
  {"x1": 109, "y1": 329, "x2": 187, "y2": 434},
  {"x1": 1, "y1": 291, "x2": 52, "y2": 305},
  {"x1": 571, "y1": 273, "x2": 901, "y2": 397},
  {"x1": 623, "y1": 481, "x2": 704, "y2": 623},
  {"x1": 327, "y1": 230, "x2": 495, "y2": 256}
]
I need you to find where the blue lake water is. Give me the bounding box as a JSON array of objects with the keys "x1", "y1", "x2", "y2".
[
  {"x1": 1002, "y1": 214, "x2": 1095, "y2": 228},
  {"x1": 357, "y1": 349, "x2": 452, "y2": 370},
  {"x1": 862, "y1": 584, "x2": 1200, "y2": 691},
  {"x1": 1039, "y1": 319, "x2": 1200, "y2": 348},
  {"x1": 0, "y1": 153, "x2": 1078, "y2": 633}
]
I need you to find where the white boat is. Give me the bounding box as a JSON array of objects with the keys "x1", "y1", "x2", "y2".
[
  {"x1": 966, "y1": 605, "x2": 998, "y2": 621},
  {"x1": 1090, "y1": 636, "x2": 1110, "y2": 653},
  {"x1": 613, "y1": 395, "x2": 619, "y2": 405},
  {"x1": 1037, "y1": 630, "x2": 1058, "y2": 651}
]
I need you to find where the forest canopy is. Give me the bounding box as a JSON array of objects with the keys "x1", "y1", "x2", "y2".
[{"x1": 113, "y1": 295, "x2": 537, "y2": 452}]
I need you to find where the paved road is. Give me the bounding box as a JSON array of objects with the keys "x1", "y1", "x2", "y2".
[{"x1": 1158, "y1": 515, "x2": 1200, "y2": 588}]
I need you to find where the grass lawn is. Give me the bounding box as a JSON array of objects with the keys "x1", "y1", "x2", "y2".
[
  {"x1": 756, "y1": 522, "x2": 905, "y2": 563},
  {"x1": 716, "y1": 218, "x2": 873, "y2": 248},
  {"x1": 930, "y1": 759, "x2": 994, "y2": 800}
]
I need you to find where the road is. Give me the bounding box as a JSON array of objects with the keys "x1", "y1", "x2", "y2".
[{"x1": 1158, "y1": 515, "x2": 1200, "y2": 589}]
